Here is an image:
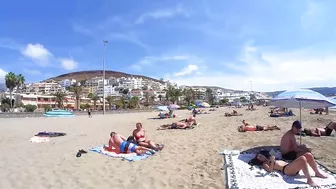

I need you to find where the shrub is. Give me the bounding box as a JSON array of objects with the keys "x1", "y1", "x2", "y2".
[
  {"x1": 44, "y1": 105, "x2": 52, "y2": 112},
  {"x1": 25, "y1": 104, "x2": 37, "y2": 112}
]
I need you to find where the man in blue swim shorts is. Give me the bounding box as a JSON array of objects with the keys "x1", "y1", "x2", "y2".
[{"x1": 107, "y1": 132, "x2": 153, "y2": 155}]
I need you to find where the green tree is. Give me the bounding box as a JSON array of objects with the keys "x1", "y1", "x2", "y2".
[
  {"x1": 106, "y1": 96, "x2": 115, "y2": 110},
  {"x1": 70, "y1": 84, "x2": 83, "y2": 110},
  {"x1": 90, "y1": 95, "x2": 99, "y2": 110},
  {"x1": 87, "y1": 93, "x2": 94, "y2": 99},
  {"x1": 220, "y1": 98, "x2": 229, "y2": 104},
  {"x1": 16, "y1": 74, "x2": 25, "y2": 92},
  {"x1": 166, "y1": 85, "x2": 182, "y2": 104},
  {"x1": 206, "y1": 88, "x2": 215, "y2": 105},
  {"x1": 24, "y1": 104, "x2": 37, "y2": 112},
  {"x1": 0, "y1": 98, "x2": 12, "y2": 112},
  {"x1": 53, "y1": 92, "x2": 67, "y2": 108},
  {"x1": 122, "y1": 88, "x2": 129, "y2": 95},
  {"x1": 141, "y1": 86, "x2": 148, "y2": 90},
  {"x1": 5, "y1": 72, "x2": 18, "y2": 109},
  {"x1": 183, "y1": 88, "x2": 195, "y2": 105},
  {"x1": 129, "y1": 96, "x2": 139, "y2": 109}
]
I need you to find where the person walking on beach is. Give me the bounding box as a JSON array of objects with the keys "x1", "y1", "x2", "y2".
[
  {"x1": 280, "y1": 121, "x2": 327, "y2": 179},
  {"x1": 88, "y1": 108, "x2": 92, "y2": 118}
]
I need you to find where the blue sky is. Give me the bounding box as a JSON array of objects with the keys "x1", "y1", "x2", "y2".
[{"x1": 1, "y1": 0, "x2": 336, "y2": 92}]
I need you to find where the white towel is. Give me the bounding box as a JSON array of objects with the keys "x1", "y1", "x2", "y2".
[
  {"x1": 29, "y1": 136, "x2": 50, "y2": 143},
  {"x1": 221, "y1": 150, "x2": 336, "y2": 189}
]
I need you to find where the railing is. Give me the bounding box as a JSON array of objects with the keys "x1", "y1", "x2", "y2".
[{"x1": 0, "y1": 108, "x2": 156, "y2": 118}]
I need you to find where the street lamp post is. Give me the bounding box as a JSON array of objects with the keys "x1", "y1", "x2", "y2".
[
  {"x1": 103, "y1": 40, "x2": 108, "y2": 115},
  {"x1": 250, "y1": 81, "x2": 252, "y2": 92}
]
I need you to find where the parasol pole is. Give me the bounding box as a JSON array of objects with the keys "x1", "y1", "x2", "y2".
[{"x1": 299, "y1": 100, "x2": 302, "y2": 145}]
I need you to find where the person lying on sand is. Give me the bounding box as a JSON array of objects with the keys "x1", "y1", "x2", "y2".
[
  {"x1": 249, "y1": 150, "x2": 327, "y2": 187},
  {"x1": 238, "y1": 120, "x2": 280, "y2": 132},
  {"x1": 133, "y1": 122, "x2": 164, "y2": 151},
  {"x1": 105, "y1": 132, "x2": 153, "y2": 155},
  {"x1": 225, "y1": 110, "x2": 242, "y2": 117},
  {"x1": 158, "y1": 121, "x2": 192, "y2": 130},
  {"x1": 302, "y1": 121, "x2": 336, "y2": 137}
]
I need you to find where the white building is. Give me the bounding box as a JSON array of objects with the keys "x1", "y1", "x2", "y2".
[
  {"x1": 95, "y1": 85, "x2": 121, "y2": 97},
  {"x1": 24, "y1": 82, "x2": 64, "y2": 95},
  {"x1": 59, "y1": 79, "x2": 77, "y2": 87}
]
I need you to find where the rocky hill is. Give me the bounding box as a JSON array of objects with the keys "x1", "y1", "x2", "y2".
[{"x1": 44, "y1": 70, "x2": 163, "y2": 83}]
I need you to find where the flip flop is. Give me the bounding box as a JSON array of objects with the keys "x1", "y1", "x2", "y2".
[
  {"x1": 79, "y1": 149, "x2": 87, "y2": 154},
  {"x1": 76, "y1": 151, "x2": 81, "y2": 157}
]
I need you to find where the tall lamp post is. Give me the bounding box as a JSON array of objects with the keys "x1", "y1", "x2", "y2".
[
  {"x1": 103, "y1": 40, "x2": 108, "y2": 115},
  {"x1": 250, "y1": 80, "x2": 252, "y2": 92}
]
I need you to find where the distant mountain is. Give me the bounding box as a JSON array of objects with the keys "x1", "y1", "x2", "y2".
[
  {"x1": 0, "y1": 83, "x2": 5, "y2": 92},
  {"x1": 267, "y1": 87, "x2": 336, "y2": 98},
  {"x1": 44, "y1": 70, "x2": 163, "y2": 83}
]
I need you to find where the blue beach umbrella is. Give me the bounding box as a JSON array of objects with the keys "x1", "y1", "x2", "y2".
[
  {"x1": 156, "y1": 106, "x2": 169, "y2": 111},
  {"x1": 271, "y1": 89, "x2": 336, "y2": 143}
]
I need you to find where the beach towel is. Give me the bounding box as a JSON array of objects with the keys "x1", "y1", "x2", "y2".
[
  {"x1": 29, "y1": 136, "x2": 50, "y2": 143},
  {"x1": 35, "y1": 132, "x2": 66, "y2": 137},
  {"x1": 221, "y1": 150, "x2": 336, "y2": 189},
  {"x1": 90, "y1": 145, "x2": 161, "y2": 162}
]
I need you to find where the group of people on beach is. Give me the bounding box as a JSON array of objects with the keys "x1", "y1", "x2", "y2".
[
  {"x1": 105, "y1": 122, "x2": 164, "y2": 155},
  {"x1": 249, "y1": 120, "x2": 336, "y2": 186},
  {"x1": 158, "y1": 114, "x2": 197, "y2": 130}
]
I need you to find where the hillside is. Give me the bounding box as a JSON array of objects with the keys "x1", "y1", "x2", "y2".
[
  {"x1": 267, "y1": 87, "x2": 336, "y2": 97},
  {"x1": 45, "y1": 70, "x2": 163, "y2": 83}
]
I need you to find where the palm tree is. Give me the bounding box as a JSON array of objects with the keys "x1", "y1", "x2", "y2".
[
  {"x1": 16, "y1": 74, "x2": 25, "y2": 92},
  {"x1": 183, "y1": 88, "x2": 194, "y2": 105},
  {"x1": 53, "y1": 92, "x2": 67, "y2": 108},
  {"x1": 150, "y1": 94, "x2": 155, "y2": 105},
  {"x1": 5, "y1": 72, "x2": 18, "y2": 109},
  {"x1": 87, "y1": 93, "x2": 94, "y2": 99},
  {"x1": 206, "y1": 88, "x2": 214, "y2": 105},
  {"x1": 129, "y1": 96, "x2": 139, "y2": 109},
  {"x1": 90, "y1": 95, "x2": 99, "y2": 110},
  {"x1": 70, "y1": 84, "x2": 82, "y2": 110},
  {"x1": 106, "y1": 96, "x2": 115, "y2": 110},
  {"x1": 166, "y1": 85, "x2": 182, "y2": 104}
]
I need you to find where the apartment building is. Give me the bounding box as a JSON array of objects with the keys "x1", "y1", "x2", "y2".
[
  {"x1": 59, "y1": 79, "x2": 77, "y2": 87},
  {"x1": 25, "y1": 82, "x2": 64, "y2": 94},
  {"x1": 95, "y1": 85, "x2": 121, "y2": 97}
]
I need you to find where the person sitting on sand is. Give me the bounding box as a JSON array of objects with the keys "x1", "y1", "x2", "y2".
[
  {"x1": 302, "y1": 121, "x2": 336, "y2": 137},
  {"x1": 225, "y1": 110, "x2": 242, "y2": 117},
  {"x1": 280, "y1": 121, "x2": 313, "y2": 161},
  {"x1": 249, "y1": 150, "x2": 327, "y2": 187},
  {"x1": 180, "y1": 114, "x2": 197, "y2": 125},
  {"x1": 105, "y1": 132, "x2": 153, "y2": 155},
  {"x1": 133, "y1": 122, "x2": 164, "y2": 151},
  {"x1": 238, "y1": 120, "x2": 280, "y2": 132}
]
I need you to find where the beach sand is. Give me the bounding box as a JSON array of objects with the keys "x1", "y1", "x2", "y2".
[{"x1": 0, "y1": 107, "x2": 335, "y2": 189}]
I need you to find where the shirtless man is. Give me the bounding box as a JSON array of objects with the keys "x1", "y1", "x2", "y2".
[
  {"x1": 180, "y1": 114, "x2": 197, "y2": 125},
  {"x1": 105, "y1": 132, "x2": 153, "y2": 155},
  {"x1": 280, "y1": 121, "x2": 312, "y2": 160},
  {"x1": 303, "y1": 121, "x2": 336, "y2": 137},
  {"x1": 238, "y1": 120, "x2": 280, "y2": 132}
]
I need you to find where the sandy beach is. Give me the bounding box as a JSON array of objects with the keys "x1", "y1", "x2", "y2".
[{"x1": 0, "y1": 107, "x2": 335, "y2": 189}]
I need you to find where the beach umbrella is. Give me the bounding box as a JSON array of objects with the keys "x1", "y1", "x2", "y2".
[
  {"x1": 271, "y1": 89, "x2": 336, "y2": 143},
  {"x1": 168, "y1": 104, "x2": 180, "y2": 110},
  {"x1": 201, "y1": 102, "x2": 210, "y2": 108},
  {"x1": 156, "y1": 106, "x2": 169, "y2": 111}
]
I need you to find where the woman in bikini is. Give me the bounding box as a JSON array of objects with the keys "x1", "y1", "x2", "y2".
[
  {"x1": 238, "y1": 120, "x2": 280, "y2": 132},
  {"x1": 250, "y1": 151, "x2": 327, "y2": 187},
  {"x1": 158, "y1": 121, "x2": 191, "y2": 130},
  {"x1": 133, "y1": 122, "x2": 163, "y2": 151},
  {"x1": 303, "y1": 121, "x2": 336, "y2": 136}
]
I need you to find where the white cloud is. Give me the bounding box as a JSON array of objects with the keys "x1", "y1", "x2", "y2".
[
  {"x1": 59, "y1": 58, "x2": 78, "y2": 70},
  {"x1": 0, "y1": 68, "x2": 7, "y2": 83},
  {"x1": 131, "y1": 55, "x2": 191, "y2": 71},
  {"x1": 23, "y1": 68, "x2": 41, "y2": 75},
  {"x1": 173, "y1": 64, "x2": 199, "y2": 76},
  {"x1": 167, "y1": 42, "x2": 336, "y2": 92},
  {"x1": 21, "y1": 43, "x2": 53, "y2": 66},
  {"x1": 135, "y1": 4, "x2": 189, "y2": 24}
]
